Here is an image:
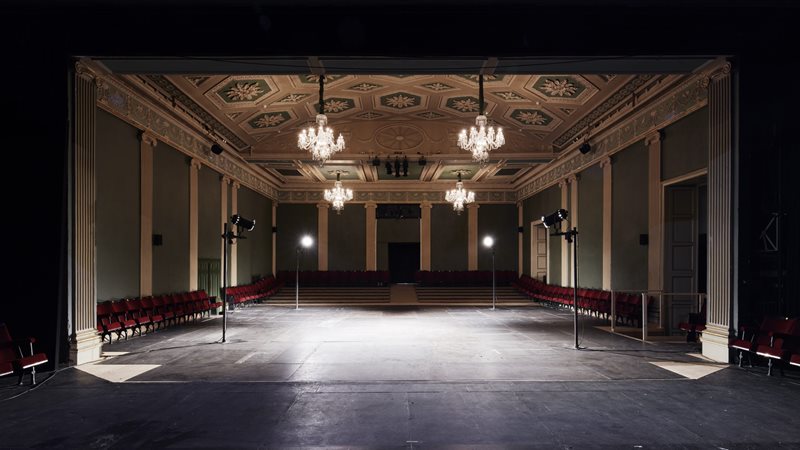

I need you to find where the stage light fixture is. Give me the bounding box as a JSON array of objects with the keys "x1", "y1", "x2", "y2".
[
  {"x1": 211, "y1": 144, "x2": 224, "y2": 155},
  {"x1": 300, "y1": 235, "x2": 314, "y2": 248},
  {"x1": 402, "y1": 156, "x2": 409, "y2": 176},
  {"x1": 418, "y1": 155, "x2": 427, "y2": 166},
  {"x1": 541, "y1": 209, "x2": 568, "y2": 229},
  {"x1": 394, "y1": 157, "x2": 400, "y2": 178},
  {"x1": 372, "y1": 155, "x2": 381, "y2": 167},
  {"x1": 385, "y1": 160, "x2": 393, "y2": 175},
  {"x1": 231, "y1": 214, "x2": 255, "y2": 231}
]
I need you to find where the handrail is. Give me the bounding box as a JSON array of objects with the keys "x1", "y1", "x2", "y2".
[{"x1": 608, "y1": 290, "x2": 706, "y2": 341}]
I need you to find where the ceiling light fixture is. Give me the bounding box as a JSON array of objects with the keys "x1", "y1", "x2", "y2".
[
  {"x1": 458, "y1": 74, "x2": 504, "y2": 164},
  {"x1": 297, "y1": 75, "x2": 345, "y2": 165},
  {"x1": 445, "y1": 171, "x2": 475, "y2": 215},
  {"x1": 324, "y1": 172, "x2": 353, "y2": 214}
]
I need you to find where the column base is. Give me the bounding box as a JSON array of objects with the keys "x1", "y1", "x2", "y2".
[
  {"x1": 69, "y1": 329, "x2": 103, "y2": 365},
  {"x1": 701, "y1": 324, "x2": 732, "y2": 363}
]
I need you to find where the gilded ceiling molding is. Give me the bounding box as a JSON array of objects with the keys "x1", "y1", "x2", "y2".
[
  {"x1": 516, "y1": 71, "x2": 709, "y2": 202},
  {"x1": 277, "y1": 190, "x2": 517, "y2": 204},
  {"x1": 91, "y1": 65, "x2": 279, "y2": 200}
]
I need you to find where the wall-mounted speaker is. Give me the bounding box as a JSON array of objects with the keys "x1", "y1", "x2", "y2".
[
  {"x1": 211, "y1": 144, "x2": 224, "y2": 155},
  {"x1": 579, "y1": 143, "x2": 592, "y2": 154}
]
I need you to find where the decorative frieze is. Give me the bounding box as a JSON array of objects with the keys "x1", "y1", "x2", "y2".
[{"x1": 278, "y1": 190, "x2": 517, "y2": 204}]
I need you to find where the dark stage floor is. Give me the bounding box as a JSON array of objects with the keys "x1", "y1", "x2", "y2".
[{"x1": 2, "y1": 305, "x2": 799, "y2": 448}]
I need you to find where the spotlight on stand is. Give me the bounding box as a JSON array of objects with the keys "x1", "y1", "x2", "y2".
[
  {"x1": 418, "y1": 155, "x2": 427, "y2": 166},
  {"x1": 372, "y1": 155, "x2": 381, "y2": 167},
  {"x1": 394, "y1": 157, "x2": 400, "y2": 178},
  {"x1": 402, "y1": 156, "x2": 409, "y2": 177},
  {"x1": 231, "y1": 214, "x2": 256, "y2": 231},
  {"x1": 385, "y1": 160, "x2": 393, "y2": 175},
  {"x1": 541, "y1": 209, "x2": 568, "y2": 229}
]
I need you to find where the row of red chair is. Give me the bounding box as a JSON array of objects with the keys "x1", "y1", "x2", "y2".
[
  {"x1": 97, "y1": 290, "x2": 221, "y2": 343},
  {"x1": 226, "y1": 276, "x2": 283, "y2": 306},
  {"x1": 729, "y1": 317, "x2": 800, "y2": 376},
  {"x1": 277, "y1": 271, "x2": 390, "y2": 287},
  {"x1": 1, "y1": 323, "x2": 48, "y2": 385},
  {"x1": 414, "y1": 271, "x2": 518, "y2": 287},
  {"x1": 513, "y1": 275, "x2": 652, "y2": 326}
]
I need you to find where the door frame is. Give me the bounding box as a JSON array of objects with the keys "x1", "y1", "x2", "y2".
[{"x1": 530, "y1": 219, "x2": 550, "y2": 282}]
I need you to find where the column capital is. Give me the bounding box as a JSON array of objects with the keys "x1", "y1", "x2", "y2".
[
  {"x1": 599, "y1": 156, "x2": 612, "y2": 168},
  {"x1": 364, "y1": 201, "x2": 378, "y2": 209},
  {"x1": 466, "y1": 203, "x2": 480, "y2": 209},
  {"x1": 190, "y1": 158, "x2": 202, "y2": 170},
  {"x1": 558, "y1": 178, "x2": 570, "y2": 189},
  {"x1": 221, "y1": 176, "x2": 231, "y2": 185},
  {"x1": 644, "y1": 130, "x2": 663, "y2": 146},
  {"x1": 138, "y1": 131, "x2": 159, "y2": 147},
  {"x1": 317, "y1": 202, "x2": 330, "y2": 209},
  {"x1": 232, "y1": 181, "x2": 241, "y2": 190},
  {"x1": 75, "y1": 60, "x2": 99, "y2": 82},
  {"x1": 567, "y1": 173, "x2": 579, "y2": 184},
  {"x1": 420, "y1": 201, "x2": 433, "y2": 209}
]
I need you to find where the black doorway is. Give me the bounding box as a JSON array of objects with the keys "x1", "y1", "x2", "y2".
[{"x1": 388, "y1": 243, "x2": 420, "y2": 283}]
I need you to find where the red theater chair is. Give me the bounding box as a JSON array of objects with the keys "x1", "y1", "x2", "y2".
[{"x1": 0, "y1": 323, "x2": 48, "y2": 385}]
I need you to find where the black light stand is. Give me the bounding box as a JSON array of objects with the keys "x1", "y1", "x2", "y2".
[
  {"x1": 220, "y1": 215, "x2": 255, "y2": 343},
  {"x1": 543, "y1": 209, "x2": 580, "y2": 349}
]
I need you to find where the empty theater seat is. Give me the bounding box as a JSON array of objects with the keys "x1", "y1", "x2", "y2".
[
  {"x1": 730, "y1": 317, "x2": 799, "y2": 375},
  {"x1": 0, "y1": 323, "x2": 48, "y2": 385}
]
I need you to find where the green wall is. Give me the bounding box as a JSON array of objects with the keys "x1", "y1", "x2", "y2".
[
  {"x1": 611, "y1": 140, "x2": 649, "y2": 290},
  {"x1": 329, "y1": 206, "x2": 366, "y2": 270},
  {"x1": 236, "y1": 186, "x2": 272, "y2": 284},
  {"x1": 152, "y1": 142, "x2": 189, "y2": 294},
  {"x1": 276, "y1": 204, "x2": 318, "y2": 271},
  {"x1": 377, "y1": 217, "x2": 419, "y2": 271},
  {"x1": 198, "y1": 166, "x2": 221, "y2": 260},
  {"x1": 522, "y1": 185, "x2": 561, "y2": 284},
  {"x1": 96, "y1": 109, "x2": 140, "y2": 300},
  {"x1": 662, "y1": 107, "x2": 709, "y2": 181},
  {"x1": 477, "y1": 204, "x2": 517, "y2": 271},
  {"x1": 431, "y1": 204, "x2": 468, "y2": 271},
  {"x1": 577, "y1": 163, "x2": 603, "y2": 288}
]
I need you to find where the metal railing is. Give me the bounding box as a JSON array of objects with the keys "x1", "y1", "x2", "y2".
[{"x1": 609, "y1": 290, "x2": 706, "y2": 342}]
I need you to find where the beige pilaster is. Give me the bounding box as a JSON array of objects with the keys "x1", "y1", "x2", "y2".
[
  {"x1": 467, "y1": 203, "x2": 480, "y2": 270},
  {"x1": 567, "y1": 174, "x2": 579, "y2": 287},
  {"x1": 559, "y1": 178, "x2": 570, "y2": 286},
  {"x1": 365, "y1": 201, "x2": 378, "y2": 270},
  {"x1": 517, "y1": 202, "x2": 524, "y2": 277},
  {"x1": 71, "y1": 64, "x2": 103, "y2": 364},
  {"x1": 139, "y1": 131, "x2": 157, "y2": 297},
  {"x1": 420, "y1": 201, "x2": 432, "y2": 271},
  {"x1": 703, "y1": 63, "x2": 734, "y2": 362},
  {"x1": 272, "y1": 202, "x2": 277, "y2": 276},
  {"x1": 646, "y1": 131, "x2": 663, "y2": 294},
  {"x1": 188, "y1": 158, "x2": 201, "y2": 290},
  {"x1": 600, "y1": 157, "x2": 613, "y2": 290},
  {"x1": 230, "y1": 182, "x2": 240, "y2": 284},
  {"x1": 220, "y1": 176, "x2": 230, "y2": 289},
  {"x1": 317, "y1": 202, "x2": 329, "y2": 270}
]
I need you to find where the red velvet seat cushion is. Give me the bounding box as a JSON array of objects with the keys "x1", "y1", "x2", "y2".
[
  {"x1": 17, "y1": 353, "x2": 47, "y2": 370},
  {"x1": 0, "y1": 360, "x2": 13, "y2": 376},
  {"x1": 729, "y1": 338, "x2": 755, "y2": 352},
  {"x1": 790, "y1": 353, "x2": 800, "y2": 367}
]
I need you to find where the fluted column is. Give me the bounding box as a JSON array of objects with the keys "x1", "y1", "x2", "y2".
[
  {"x1": 230, "y1": 182, "x2": 240, "y2": 284},
  {"x1": 517, "y1": 202, "x2": 523, "y2": 277},
  {"x1": 646, "y1": 131, "x2": 663, "y2": 294},
  {"x1": 139, "y1": 131, "x2": 157, "y2": 296},
  {"x1": 220, "y1": 176, "x2": 230, "y2": 288},
  {"x1": 365, "y1": 201, "x2": 378, "y2": 270},
  {"x1": 71, "y1": 64, "x2": 102, "y2": 364},
  {"x1": 566, "y1": 174, "x2": 580, "y2": 286},
  {"x1": 703, "y1": 63, "x2": 734, "y2": 362},
  {"x1": 272, "y1": 202, "x2": 277, "y2": 276},
  {"x1": 467, "y1": 203, "x2": 480, "y2": 270},
  {"x1": 559, "y1": 178, "x2": 570, "y2": 286},
  {"x1": 317, "y1": 202, "x2": 329, "y2": 270},
  {"x1": 420, "y1": 201, "x2": 432, "y2": 271},
  {"x1": 600, "y1": 157, "x2": 613, "y2": 290},
  {"x1": 188, "y1": 159, "x2": 201, "y2": 290}
]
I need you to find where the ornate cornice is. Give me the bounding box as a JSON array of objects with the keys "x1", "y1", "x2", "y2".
[
  {"x1": 517, "y1": 72, "x2": 708, "y2": 202},
  {"x1": 278, "y1": 190, "x2": 517, "y2": 204},
  {"x1": 91, "y1": 65, "x2": 279, "y2": 200}
]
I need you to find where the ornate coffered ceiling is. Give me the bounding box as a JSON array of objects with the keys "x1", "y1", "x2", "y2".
[{"x1": 130, "y1": 71, "x2": 684, "y2": 189}]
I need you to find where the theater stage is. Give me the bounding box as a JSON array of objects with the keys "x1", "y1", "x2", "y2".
[{"x1": 1, "y1": 305, "x2": 798, "y2": 448}]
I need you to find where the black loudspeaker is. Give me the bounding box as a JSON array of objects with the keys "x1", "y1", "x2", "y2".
[
  {"x1": 579, "y1": 143, "x2": 591, "y2": 154},
  {"x1": 639, "y1": 234, "x2": 649, "y2": 245},
  {"x1": 152, "y1": 234, "x2": 163, "y2": 246},
  {"x1": 518, "y1": 226, "x2": 524, "y2": 233},
  {"x1": 211, "y1": 144, "x2": 224, "y2": 155}
]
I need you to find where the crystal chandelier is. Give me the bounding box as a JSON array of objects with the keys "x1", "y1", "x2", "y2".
[
  {"x1": 324, "y1": 172, "x2": 353, "y2": 214},
  {"x1": 298, "y1": 75, "x2": 345, "y2": 165},
  {"x1": 445, "y1": 172, "x2": 475, "y2": 214},
  {"x1": 457, "y1": 74, "x2": 504, "y2": 164}
]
